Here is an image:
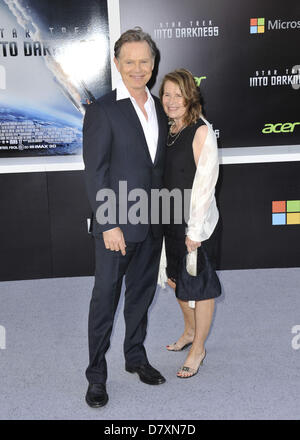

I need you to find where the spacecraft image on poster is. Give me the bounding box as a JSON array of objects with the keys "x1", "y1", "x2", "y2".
[{"x1": 0, "y1": 0, "x2": 111, "y2": 157}]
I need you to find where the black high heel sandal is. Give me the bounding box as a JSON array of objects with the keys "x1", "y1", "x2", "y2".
[
  {"x1": 177, "y1": 350, "x2": 207, "y2": 378},
  {"x1": 166, "y1": 341, "x2": 193, "y2": 352}
]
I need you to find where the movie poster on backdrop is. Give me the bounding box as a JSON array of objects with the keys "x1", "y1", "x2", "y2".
[
  {"x1": 0, "y1": 0, "x2": 111, "y2": 158},
  {"x1": 120, "y1": 0, "x2": 300, "y2": 149}
]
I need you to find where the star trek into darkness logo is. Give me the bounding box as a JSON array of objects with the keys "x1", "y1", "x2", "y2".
[
  {"x1": 249, "y1": 67, "x2": 300, "y2": 87},
  {"x1": 154, "y1": 19, "x2": 219, "y2": 39}
]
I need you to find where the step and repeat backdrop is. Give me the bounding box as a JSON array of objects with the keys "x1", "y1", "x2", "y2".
[
  {"x1": 120, "y1": 0, "x2": 300, "y2": 149},
  {"x1": 0, "y1": 0, "x2": 299, "y2": 280},
  {"x1": 119, "y1": 0, "x2": 300, "y2": 271},
  {"x1": 0, "y1": 0, "x2": 112, "y2": 280}
]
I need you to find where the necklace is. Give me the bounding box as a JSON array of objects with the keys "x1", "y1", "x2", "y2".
[{"x1": 166, "y1": 124, "x2": 186, "y2": 146}]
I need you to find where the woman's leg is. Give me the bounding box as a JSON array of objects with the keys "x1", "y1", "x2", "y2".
[
  {"x1": 177, "y1": 298, "x2": 214, "y2": 377},
  {"x1": 166, "y1": 279, "x2": 195, "y2": 350}
]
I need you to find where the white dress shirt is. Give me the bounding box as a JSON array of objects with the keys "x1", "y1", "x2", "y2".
[{"x1": 116, "y1": 79, "x2": 158, "y2": 163}]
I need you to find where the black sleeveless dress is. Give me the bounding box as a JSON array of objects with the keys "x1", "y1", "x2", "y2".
[{"x1": 163, "y1": 118, "x2": 221, "y2": 301}]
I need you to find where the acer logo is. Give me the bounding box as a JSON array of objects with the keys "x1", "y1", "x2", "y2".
[
  {"x1": 262, "y1": 122, "x2": 300, "y2": 133},
  {"x1": 194, "y1": 76, "x2": 206, "y2": 86}
]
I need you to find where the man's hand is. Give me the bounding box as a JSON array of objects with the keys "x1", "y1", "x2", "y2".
[
  {"x1": 185, "y1": 236, "x2": 201, "y2": 253},
  {"x1": 103, "y1": 227, "x2": 126, "y2": 255}
]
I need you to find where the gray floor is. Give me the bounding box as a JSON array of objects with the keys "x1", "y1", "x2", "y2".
[{"x1": 0, "y1": 267, "x2": 300, "y2": 420}]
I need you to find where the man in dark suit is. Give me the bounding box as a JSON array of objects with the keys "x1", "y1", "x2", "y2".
[{"x1": 83, "y1": 28, "x2": 168, "y2": 408}]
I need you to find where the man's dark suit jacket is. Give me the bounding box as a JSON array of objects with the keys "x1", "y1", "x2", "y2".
[{"x1": 83, "y1": 89, "x2": 168, "y2": 243}]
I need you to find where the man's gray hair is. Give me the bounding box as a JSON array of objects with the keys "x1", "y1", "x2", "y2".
[{"x1": 114, "y1": 27, "x2": 157, "y2": 59}]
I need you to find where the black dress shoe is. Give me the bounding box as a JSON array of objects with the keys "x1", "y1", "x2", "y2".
[
  {"x1": 85, "y1": 383, "x2": 108, "y2": 408},
  {"x1": 125, "y1": 363, "x2": 166, "y2": 385}
]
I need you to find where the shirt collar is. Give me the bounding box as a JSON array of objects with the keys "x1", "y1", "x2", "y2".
[{"x1": 116, "y1": 78, "x2": 153, "y2": 104}]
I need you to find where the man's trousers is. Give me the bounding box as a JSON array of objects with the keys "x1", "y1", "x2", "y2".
[{"x1": 85, "y1": 229, "x2": 162, "y2": 385}]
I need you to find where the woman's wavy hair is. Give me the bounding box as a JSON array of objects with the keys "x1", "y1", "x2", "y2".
[{"x1": 159, "y1": 68, "x2": 202, "y2": 126}]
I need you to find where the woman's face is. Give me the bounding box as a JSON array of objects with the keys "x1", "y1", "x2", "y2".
[{"x1": 162, "y1": 80, "x2": 187, "y2": 123}]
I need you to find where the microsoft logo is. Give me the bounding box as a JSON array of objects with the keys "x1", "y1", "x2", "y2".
[
  {"x1": 250, "y1": 18, "x2": 265, "y2": 33},
  {"x1": 272, "y1": 200, "x2": 300, "y2": 225}
]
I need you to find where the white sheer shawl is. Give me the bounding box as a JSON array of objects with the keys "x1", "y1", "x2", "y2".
[{"x1": 157, "y1": 115, "x2": 219, "y2": 306}]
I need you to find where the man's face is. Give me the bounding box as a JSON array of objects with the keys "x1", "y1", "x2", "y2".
[{"x1": 114, "y1": 41, "x2": 154, "y2": 93}]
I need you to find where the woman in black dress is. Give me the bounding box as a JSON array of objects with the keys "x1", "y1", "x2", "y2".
[{"x1": 159, "y1": 69, "x2": 221, "y2": 378}]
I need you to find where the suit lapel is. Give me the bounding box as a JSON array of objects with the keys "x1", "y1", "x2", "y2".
[
  {"x1": 153, "y1": 97, "x2": 166, "y2": 167},
  {"x1": 115, "y1": 97, "x2": 153, "y2": 165},
  {"x1": 114, "y1": 91, "x2": 166, "y2": 167}
]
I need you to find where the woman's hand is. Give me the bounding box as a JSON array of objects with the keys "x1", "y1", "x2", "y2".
[{"x1": 185, "y1": 236, "x2": 201, "y2": 253}]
